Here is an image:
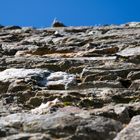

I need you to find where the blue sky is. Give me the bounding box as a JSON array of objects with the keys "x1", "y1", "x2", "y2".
[{"x1": 0, "y1": 0, "x2": 140, "y2": 27}]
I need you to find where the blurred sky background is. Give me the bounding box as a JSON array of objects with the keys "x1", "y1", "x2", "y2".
[{"x1": 0, "y1": 0, "x2": 140, "y2": 27}]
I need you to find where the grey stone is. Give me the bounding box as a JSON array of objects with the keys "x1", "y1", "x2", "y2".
[
  {"x1": 127, "y1": 71, "x2": 140, "y2": 80},
  {"x1": 0, "y1": 69, "x2": 76, "y2": 90},
  {"x1": 116, "y1": 46, "x2": 140, "y2": 57},
  {"x1": 1, "y1": 133, "x2": 51, "y2": 140},
  {"x1": 0, "y1": 112, "x2": 122, "y2": 140},
  {"x1": 114, "y1": 115, "x2": 140, "y2": 140},
  {"x1": 52, "y1": 19, "x2": 66, "y2": 27},
  {"x1": 75, "y1": 116, "x2": 122, "y2": 140}
]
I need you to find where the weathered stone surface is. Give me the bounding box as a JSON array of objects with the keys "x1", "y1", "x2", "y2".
[
  {"x1": 1, "y1": 133, "x2": 52, "y2": 140},
  {"x1": 0, "y1": 68, "x2": 76, "y2": 90},
  {"x1": 127, "y1": 71, "x2": 140, "y2": 80},
  {"x1": 47, "y1": 72, "x2": 76, "y2": 90},
  {"x1": 114, "y1": 115, "x2": 140, "y2": 140},
  {"x1": 117, "y1": 46, "x2": 140, "y2": 57},
  {"x1": 1, "y1": 22, "x2": 140, "y2": 139},
  {"x1": 0, "y1": 112, "x2": 122, "y2": 140},
  {"x1": 0, "y1": 68, "x2": 50, "y2": 82}
]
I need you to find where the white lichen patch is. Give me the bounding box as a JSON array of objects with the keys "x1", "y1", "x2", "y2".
[
  {"x1": 47, "y1": 72, "x2": 76, "y2": 89},
  {"x1": 31, "y1": 98, "x2": 60, "y2": 114},
  {"x1": 0, "y1": 68, "x2": 76, "y2": 89},
  {"x1": 0, "y1": 68, "x2": 49, "y2": 82}
]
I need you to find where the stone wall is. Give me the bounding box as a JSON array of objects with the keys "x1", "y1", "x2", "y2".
[{"x1": 0, "y1": 22, "x2": 140, "y2": 140}]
